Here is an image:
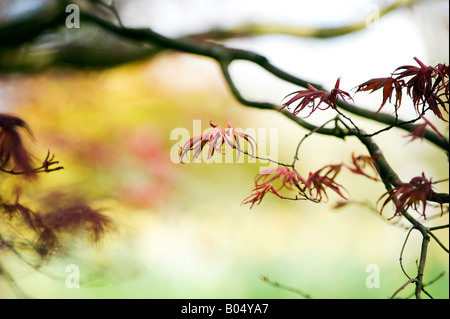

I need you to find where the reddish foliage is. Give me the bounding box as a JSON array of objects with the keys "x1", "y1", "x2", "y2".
[
  {"x1": 347, "y1": 153, "x2": 380, "y2": 181},
  {"x1": 1, "y1": 193, "x2": 113, "y2": 258},
  {"x1": 242, "y1": 164, "x2": 348, "y2": 208},
  {"x1": 355, "y1": 77, "x2": 404, "y2": 112},
  {"x1": 406, "y1": 123, "x2": 428, "y2": 142},
  {"x1": 303, "y1": 164, "x2": 347, "y2": 202},
  {"x1": 280, "y1": 78, "x2": 353, "y2": 117},
  {"x1": 395, "y1": 57, "x2": 448, "y2": 121},
  {"x1": 242, "y1": 167, "x2": 304, "y2": 209},
  {"x1": 356, "y1": 57, "x2": 449, "y2": 121},
  {"x1": 405, "y1": 115, "x2": 444, "y2": 142},
  {"x1": 379, "y1": 173, "x2": 442, "y2": 219},
  {"x1": 241, "y1": 183, "x2": 285, "y2": 209},
  {"x1": 254, "y1": 167, "x2": 305, "y2": 191},
  {"x1": 0, "y1": 114, "x2": 35, "y2": 178},
  {"x1": 178, "y1": 121, "x2": 256, "y2": 163}
]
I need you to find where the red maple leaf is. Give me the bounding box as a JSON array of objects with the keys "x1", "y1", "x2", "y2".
[
  {"x1": 355, "y1": 77, "x2": 403, "y2": 112},
  {"x1": 379, "y1": 173, "x2": 442, "y2": 219},
  {"x1": 347, "y1": 153, "x2": 380, "y2": 181},
  {"x1": 394, "y1": 57, "x2": 449, "y2": 121},
  {"x1": 355, "y1": 57, "x2": 449, "y2": 121},
  {"x1": 241, "y1": 183, "x2": 285, "y2": 209},
  {"x1": 255, "y1": 167, "x2": 306, "y2": 191},
  {"x1": 280, "y1": 78, "x2": 352, "y2": 117},
  {"x1": 178, "y1": 121, "x2": 256, "y2": 163}
]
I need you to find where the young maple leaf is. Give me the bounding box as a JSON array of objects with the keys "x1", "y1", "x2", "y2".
[
  {"x1": 223, "y1": 122, "x2": 257, "y2": 160},
  {"x1": 354, "y1": 77, "x2": 404, "y2": 112},
  {"x1": 242, "y1": 167, "x2": 311, "y2": 208},
  {"x1": 241, "y1": 183, "x2": 284, "y2": 209},
  {"x1": 304, "y1": 164, "x2": 347, "y2": 202},
  {"x1": 355, "y1": 58, "x2": 449, "y2": 120},
  {"x1": 255, "y1": 167, "x2": 306, "y2": 192},
  {"x1": 394, "y1": 57, "x2": 449, "y2": 121},
  {"x1": 178, "y1": 133, "x2": 209, "y2": 163},
  {"x1": 242, "y1": 163, "x2": 354, "y2": 208},
  {"x1": 379, "y1": 172, "x2": 442, "y2": 219},
  {"x1": 280, "y1": 78, "x2": 353, "y2": 117},
  {"x1": 347, "y1": 153, "x2": 380, "y2": 181},
  {"x1": 178, "y1": 121, "x2": 256, "y2": 163}
]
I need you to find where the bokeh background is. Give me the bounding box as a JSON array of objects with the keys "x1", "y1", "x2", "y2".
[{"x1": 0, "y1": 0, "x2": 448, "y2": 298}]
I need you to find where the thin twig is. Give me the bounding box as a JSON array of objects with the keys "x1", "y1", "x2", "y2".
[
  {"x1": 415, "y1": 234, "x2": 431, "y2": 299},
  {"x1": 403, "y1": 272, "x2": 445, "y2": 299},
  {"x1": 399, "y1": 227, "x2": 414, "y2": 279},
  {"x1": 260, "y1": 275, "x2": 312, "y2": 299},
  {"x1": 291, "y1": 117, "x2": 338, "y2": 168},
  {"x1": 390, "y1": 277, "x2": 417, "y2": 299},
  {"x1": 429, "y1": 224, "x2": 449, "y2": 231}
]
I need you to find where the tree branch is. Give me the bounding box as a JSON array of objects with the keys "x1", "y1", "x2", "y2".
[
  {"x1": 189, "y1": 0, "x2": 423, "y2": 40},
  {"x1": 1, "y1": 3, "x2": 447, "y2": 150},
  {"x1": 80, "y1": 11, "x2": 449, "y2": 151}
]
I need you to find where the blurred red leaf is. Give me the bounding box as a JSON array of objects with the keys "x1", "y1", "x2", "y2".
[
  {"x1": 347, "y1": 153, "x2": 380, "y2": 181},
  {"x1": 0, "y1": 113, "x2": 35, "y2": 178}
]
